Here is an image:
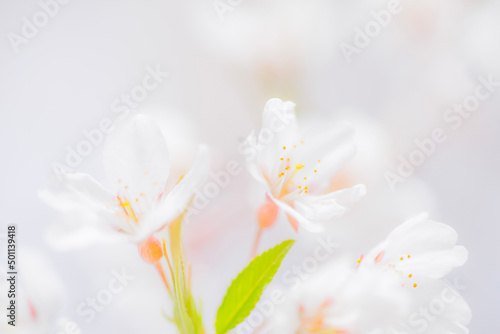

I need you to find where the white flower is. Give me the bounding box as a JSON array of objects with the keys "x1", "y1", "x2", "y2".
[
  {"x1": 41, "y1": 114, "x2": 210, "y2": 261},
  {"x1": 243, "y1": 98, "x2": 366, "y2": 232},
  {"x1": 356, "y1": 213, "x2": 471, "y2": 334},
  {"x1": 357, "y1": 213, "x2": 468, "y2": 282},
  {"x1": 270, "y1": 214, "x2": 470, "y2": 334},
  {"x1": 270, "y1": 260, "x2": 410, "y2": 334}
]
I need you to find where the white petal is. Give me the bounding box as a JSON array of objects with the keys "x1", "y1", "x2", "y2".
[
  {"x1": 293, "y1": 184, "x2": 366, "y2": 220},
  {"x1": 270, "y1": 195, "x2": 324, "y2": 233},
  {"x1": 242, "y1": 130, "x2": 272, "y2": 191},
  {"x1": 103, "y1": 114, "x2": 170, "y2": 211},
  {"x1": 39, "y1": 170, "x2": 124, "y2": 234},
  {"x1": 365, "y1": 214, "x2": 468, "y2": 279},
  {"x1": 298, "y1": 122, "x2": 356, "y2": 189},
  {"x1": 257, "y1": 99, "x2": 299, "y2": 179},
  {"x1": 134, "y1": 144, "x2": 210, "y2": 241},
  {"x1": 44, "y1": 223, "x2": 129, "y2": 251},
  {"x1": 44, "y1": 169, "x2": 117, "y2": 209}
]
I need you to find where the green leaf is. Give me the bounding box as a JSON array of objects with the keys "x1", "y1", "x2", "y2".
[{"x1": 215, "y1": 239, "x2": 295, "y2": 334}]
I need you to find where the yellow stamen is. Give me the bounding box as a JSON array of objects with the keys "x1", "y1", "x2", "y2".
[{"x1": 118, "y1": 198, "x2": 139, "y2": 223}]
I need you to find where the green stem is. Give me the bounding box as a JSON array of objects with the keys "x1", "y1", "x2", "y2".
[{"x1": 167, "y1": 214, "x2": 205, "y2": 334}]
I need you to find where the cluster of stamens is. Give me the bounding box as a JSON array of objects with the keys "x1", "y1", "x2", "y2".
[
  {"x1": 117, "y1": 196, "x2": 139, "y2": 223},
  {"x1": 399, "y1": 254, "x2": 417, "y2": 288},
  {"x1": 356, "y1": 252, "x2": 418, "y2": 288},
  {"x1": 275, "y1": 142, "x2": 320, "y2": 197}
]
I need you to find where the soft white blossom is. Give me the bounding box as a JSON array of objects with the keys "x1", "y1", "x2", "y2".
[
  {"x1": 243, "y1": 98, "x2": 366, "y2": 232},
  {"x1": 41, "y1": 114, "x2": 210, "y2": 256},
  {"x1": 270, "y1": 214, "x2": 470, "y2": 334}
]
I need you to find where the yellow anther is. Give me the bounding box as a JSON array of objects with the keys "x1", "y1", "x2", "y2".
[
  {"x1": 283, "y1": 146, "x2": 286, "y2": 150},
  {"x1": 296, "y1": 164, "x2": 304, "y2": 169},
  {"x1": 409, "y1": 274, "x2": 412, "y2": 278},
  {"x1": 314, "y1": 169, "x2": 317, "y2": 173},
  {"x1": 413, "y1": 283, "x2": 418, "y2": 288},
  {"x1": 119, "y1": 199, "x2": 138, "y2": 223},
  {"x1": 280, "y1": 158, "x2": 284, "y2": 161}
]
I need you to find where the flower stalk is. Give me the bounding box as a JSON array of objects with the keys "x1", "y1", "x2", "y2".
[{"x1": 161, "y1": 212, "x2": 205, "y2": 334}]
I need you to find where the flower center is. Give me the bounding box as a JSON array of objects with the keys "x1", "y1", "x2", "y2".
[
  {"x1": 117, "y1": 196, "x2": 140, "y2": 223},
  {"x1": 274, "y1": 142, "x2": 320, "y2": 198},
  {"x1": 297, "y1": 299, "x2": 348, "y2": 334}
]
